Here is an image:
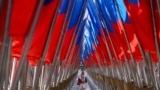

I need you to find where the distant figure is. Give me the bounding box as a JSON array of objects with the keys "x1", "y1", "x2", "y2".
[{"x1": 77, "y1": 71, "x2": 87, "y2": 90}]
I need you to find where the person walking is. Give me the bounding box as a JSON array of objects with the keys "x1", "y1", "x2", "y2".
[{"x1": 77, "y1": 71, "x2": 88, "y2": 90}]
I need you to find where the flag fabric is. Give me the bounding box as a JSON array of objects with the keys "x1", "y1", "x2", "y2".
[
  {"x1": 59, "y1": 0, "x2": 85, "y2": 61},
  {"x1": 11, "y1": 37, "x2": 25, "y2": 59},
  {"x1": 64, "y1": 18, "x2": 88, "y2": 66},
  {"x1": 9, "y1": 0, "x2": 39, "y2": 59},
  {"x1": 97, "y1": 0, "x2": 125, "y2": 61},
  {"x1": 87, "y1": 0, "x2": 111, "y2": 65},
  {"x1": 114, "y1": 0, "x2": 142, "y2": 61},
  {"x1": 3, "y1": 0, "x2": 158, "y2": 67},
  {"x1": 45, "y1": 0, "x2": 70, "y2": 64},
  {"x1": 97, "y1": 0, "x2": 143, "y2": 63},
  {"x1": 9, "y1": 0, "x2": 38, "y2": 36},
  {"x1": 27, "y1": 0, "x2": 59, "y2": 66},
  {"x1": 74, "y1": 18, "x2": 87, "y2": 62},
  {"x1": 125, "y1": 0, "x2": 157, "y2": 62},
  {"x1": 152, "y1": 0, "x2": 160, "y2": 50}
]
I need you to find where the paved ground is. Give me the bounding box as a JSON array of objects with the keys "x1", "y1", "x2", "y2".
[{"x1": 70, "y1": 71, "x2": 101, "y2": 90}]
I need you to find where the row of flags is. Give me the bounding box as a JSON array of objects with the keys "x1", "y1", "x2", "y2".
[
  {"x1": 1, "y1": 0, "x2": 159, "y2": 68},
  {"x1": 0, "y1": 0, "x2": 160, "y2": 71},
  {"x1": 0, "y1": 0, "x2": 160, "y2": 89},
  {"x1": 0, "y1": 0, "x2": 86, "y2": 66},
  {"x1": 82, "y1": 0, "x2": 160, "y2": 67}
]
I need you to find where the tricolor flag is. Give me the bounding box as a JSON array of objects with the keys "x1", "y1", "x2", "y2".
[
  {"x1": 59, "y1": 0, "x2": 86, "y2": 61},
  {"x1": 27, "y1": 0, "x2": 59, "y2": 66},
  {"x1": 125, "y1": 0, "x2": 157, "y2": 62},
  {"x1": 45, "y1": 0, "x2": 70, "y2": 64}
]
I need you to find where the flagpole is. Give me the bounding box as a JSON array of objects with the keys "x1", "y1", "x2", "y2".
[
  {"x1": 94, "y1": 1, "x2": 117, "y2": 81},
  {"x1": 56, "y1": 0, "x2": 87, "y2": 84},
  {"x1": 21, "y1": 61, "x2": 28, "y2": 90},
  {"x1": 10, "y1": 0, "x2": 44, "y2": 89},
  {"x1": 149, "y1": 0, "x2": 160, "y2": 89},
  {"x1": 0, "y1": 38, "x2": 11, "y2": 89},
  {"x1": 4, "y1": 39, "x2": 12, "y2": 90},
  {"x1": 47, "y1": 0, "x2": 87, "y2": 88},
  {"x1": 27, "y1": 65, "x2": 34, "y2": 88},
  {"x1": 44, "y1": 0, "x2": 77, "y2": 89},
  {"x1": 96, "y1": 10, "x2": 123, "y2": 81},
  {"x1": 66, "y1": 50, "x2": 80, "y2": 79},
  {"x1": 62, "y1": 10, "x2": 88, "y2": 82},
  {"x1": 0, "y1": 0, "x2": 12, "y2": 89},
  {"x1": 120, "y1": 0, "x2": 159, "y2": 89},
  {"x1": 9, "y1": 58, "x2": 17, "y2": 89},
  {"x1": 145, "y1": 52, "x2": 159, "y2": 90},
  {"x1": 38, "y1": 65, "x2": 44, "y2": 90},
  {"x1": 150, "y1": 0, "x2": 160, "y2": 70},
  {"x1": 18, "y1": 60, "x2": 27, "y2": 90},
  {"x1": 31, "y1": 0, "x2": 61, "y2": 89},
  {"x1": 113, "y1": 0, "x2": 152, "y2": 87},
  {"x1": 65, "y1": 46, "x2": 80, "y2": 80}
]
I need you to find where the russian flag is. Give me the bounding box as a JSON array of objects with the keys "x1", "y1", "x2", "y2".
[
  {"x1": 98, "y1": 0, "x2": 143, "y2": 62},
  {"x1": 65, "y1": 18, "x2": 88, "y2": 66},
  {"x1": 45, "y1": 0, "x2": 70, "y2": 64},
  {"x1": 115, "y1": 0, "x2": 142, "y2": 61},
  {"x1": 27, "y1": 0, "x2": 59, "y2": 66},
  {"x1": 87, "y1": 0, "x2": 111, "y2": 64},
  {"x1": 59, "y1": 0, "x2": 86, "y2": 61},
  {"x1": 125, "y1": 0, "x2": 157, "y2": 62},
  {"x1": 87, "y1": 0, "x2": 114, "y2": 63},
  {"x1": 87, "y1": 19, "x2": 109, "y2": 65},
  {"x1": 9, "y1": 0, "x2": 39, "y2": 36},
  {"x1": 9, "y1": 0, "x2": 39, "y2": 60}
]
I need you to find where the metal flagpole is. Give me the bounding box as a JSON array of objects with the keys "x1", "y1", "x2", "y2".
[
  {"x1": 59, "y1": 66, "x2": 66, "y2": 82},
  {"x1": 46, "y1": 1, "x2": 78, "y2": 89},
  {"x1": 27, "y1": 65, "x2": 34, "y2": 88},
  {"x1": 114, "y1": 0, "x2": 150, "y2": 87},
  {"x1": 21, "y1": 61, "x2": 28, "y2": 90},
  {"x1": 61, "y1": 9, "x2": 88, "y2": 82},
  {"x1": 0, "y1": 0, "x2": 12, "y2": 89},
  {"x1": 115, "y1": 0, "x2": 159, "y2": 88},
  {"x1": 66, "y1": 52, "x2": 79, "y2": 80},
  {"x1": 97, "y1": 10, "x2": 122, "y2": 80},
  {"x1": 39, "y1": 65, "x2": 45, "y2": 90},
  {"x1": 54, "y1": 63, "x2": 61, "y2": 87},
  {"x1": 18, "y1": 59, "x2": 27, "y2": 90},
  {"x1": 68, "y1": 48, "x2": 80, "y2": 77},
  {"x1": 149, "y1": 0, "x2": 160, "y2": 89},
  {"x1": 4, "y1": 39, "x2": 12, "y2": 90},
  {"x1": 0, "y1": 39, "x2": 11, "y2": 90},
  {"x1": 56, "y1": 0, "x2": 87, "y2": 84},
  {"x1": 45, "y1": 0, "x2": 87, "y2": 88},
  {"x1": 10, "y1": 0, "x2": 44, "y2": 89},
  {"x1": 112, "y1": 0, "x2": 137, "y2": 83},
  {"x1": 9, "y1": 58, "x2": 17, "y2": 89},
  {"x1": 145, "y1": 52, "x2": 159, "y2": 90},
  {"x1": 32, "y1": 66, "x2": 37, "y2": 89},
  {"x1": 121, "y1": 48, "x2": 132, "y2": 83},
  {"x1": 65, "y1": 30, "x2": 85, "y2": 79},
  {"x1": 95, "y1": 1, "x2": 115, "y2": 82},
  {"x1": 31, "y1": 1, "x2": 61, "y2": 89},
  {"x1": 44, "y1": 0, "x2": 76, "y2": 89}
]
